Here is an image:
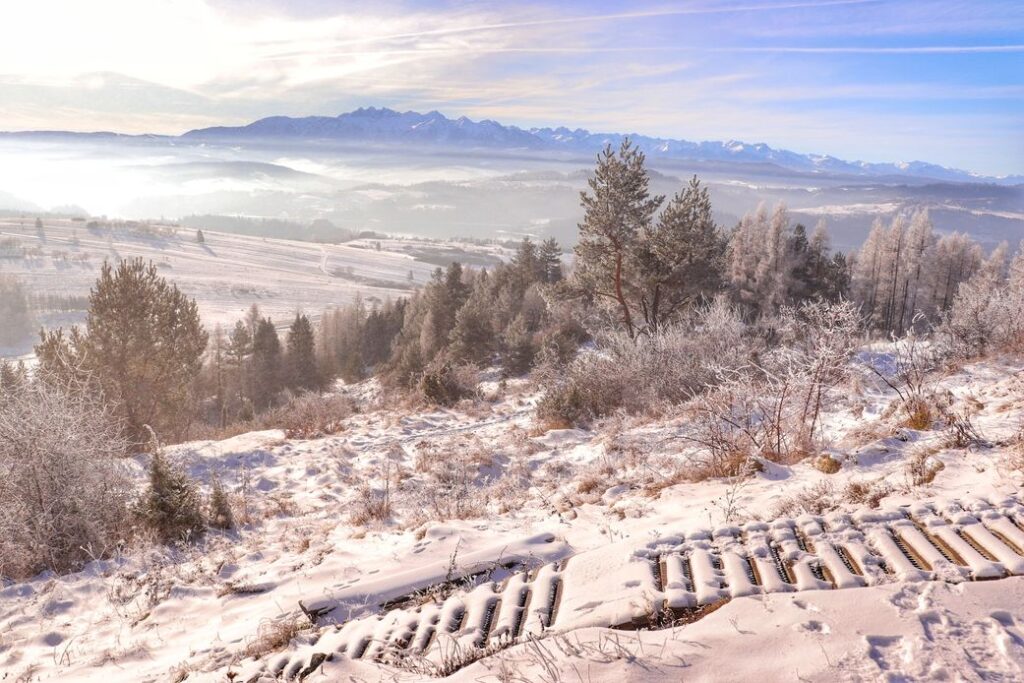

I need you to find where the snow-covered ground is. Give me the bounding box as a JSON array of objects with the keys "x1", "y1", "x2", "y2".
[{"x1": 2, "y1": 356, "x2": 1024, "y2": 682}]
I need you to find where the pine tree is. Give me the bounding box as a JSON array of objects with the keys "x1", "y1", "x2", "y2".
[
  {"x1": 448, "y1": 281, "x2": 495, "y2": 366},
  {"x1": 501, "y1": 313, "x2": 536, "y2": 376},
  {"x1": 512, "y1": 238, "x2": 544, "y2": 284},
  {"x1": 787, "y1": 223, "x2": 812, "y2": 303},
  {"x1": 286, "y1": 313, "x2": 320, "y2": 391},
  {"x1": 208, "y1": 324, "x2": 227, "y2": 428},
  {"x1": 538, "y1": 238, "x2": 563, "y2": 283},
  {"x1": 575, "y1": 140, "x2": 663, "y2": 338},
  {"x1": 0, "y1": 275, "x2": 35, "y2": 348},
  {"x1": 639, "y1": 175, "x2": 725, "y2": 330},
  {"x1": 251, "y1": 317, "x2": 282, "y2": 408},
  {"x1": 195, "y1": 229, "x2": 205, "y2": 244},
  {"x1": 35, "y1": 259, "x2": 207, "y2": 445},
  {"x1": 227, "y1": 321, "x2": 252, "y2": 367}
]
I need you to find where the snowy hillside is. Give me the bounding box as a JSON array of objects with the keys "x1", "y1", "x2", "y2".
[
  {"x1": 0, "y1": 216, "x2": 508, "y2": 356},
  {"x1": 4, "y1": 351, "x2": 1024, "y2": 682}
]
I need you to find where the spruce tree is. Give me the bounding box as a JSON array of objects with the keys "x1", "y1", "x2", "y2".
[
  {"x1": 251, "y1": 317, "x2": 282, "y2": 408},
  {"x1": 140, "y1": 432, "x2": 205, "y2": 543},
  {"x1": 286, "y1": 313, "x2": 320, "y2": 391}
]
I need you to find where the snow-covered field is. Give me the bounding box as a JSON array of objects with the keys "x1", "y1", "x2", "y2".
[
  {"x1": 0, "y1": 217, "x2": 506, "y2": 356},
  {"x1": 3, "y1": 355, "x2": 1024, "y2": 682}
]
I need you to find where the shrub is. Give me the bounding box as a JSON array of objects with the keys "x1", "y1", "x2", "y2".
[
  {"x1": 905, "y1": 445, "x2": 945, "y2": 487},
  {"x1": 536, "y1": 298, "x2": 752, "y2": 426},
  {"x1": 262, "y1": 392, "x2": 354, "y2": 439},
  {"x1": 812, "y1": 454, "x2": 842, "y2": 474},
  {"x1": 842, "y1": 479, "x2": 891, "y2": 508},
  {"x1": 0, "y1": 381, "x2": 131, "y2": 579},
  {"x1": 139, "y1": 436, "x2": 206, "y2": 544},
  {"x1": 419, "y1": 361, "x2": 476, "y2": 406},
  {"x1": 208, "y1": 476, "x2": 234, "y2": 530}
]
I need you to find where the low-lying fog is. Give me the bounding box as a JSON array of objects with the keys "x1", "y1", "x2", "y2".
[{"x1": 1, "y1": 136, "x2": 1022, "y2": 250}]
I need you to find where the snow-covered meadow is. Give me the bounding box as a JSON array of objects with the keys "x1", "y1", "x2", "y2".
[
  {"x1": 0, "y1": 216, "x2": 506, "y2": 356},
  {"x1": 3, "y1": 349, "x2": 1024, "y2": 682}
]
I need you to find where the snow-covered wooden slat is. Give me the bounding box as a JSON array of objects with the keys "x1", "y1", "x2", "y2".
[
  {"x1": 913, "y1": 505, "x2": 1004, "y2": 579},
  {"x1": 663, "y1": 553, "x2": 697, "y2": 609},
  {"x1": 688, "y1": 546, "x2": 727, "y2": 606},
  {"x1": 521, "y1": 562, "x2": 560, "y2": 635}
]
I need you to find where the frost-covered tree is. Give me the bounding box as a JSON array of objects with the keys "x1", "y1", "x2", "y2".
[
  {"x1": 0, "y1": 380, "x2": 131, "y2": 578},
  {"x1": 929, "y1": 231, "x2": 982, "y2": 313},
  {"x1": 728, "y1": 202, "x2": 793, "y2": 317},
  {"x1": 139, "y1": 434, "x2": 205, "y2": 544}
]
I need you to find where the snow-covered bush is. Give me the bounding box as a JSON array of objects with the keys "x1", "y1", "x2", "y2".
[
  {"x1": 263, "y1": 392, "x2": 355, "y2": 439},
  {"x1": 536, "y1": 298, "x2": 750, "y2": 426},
  {"x1": 940, "y1": 257, "x2": 1024, "y2": 359},
  {"x1": 0, "y1": 381, "x2": 131, "y2": 579},
  {"x1": 681, "y1": 300, "x2": 861, "y2": 468},
  {"x1": 864, "y1": 324, "x2": 946, "y2": 431}
]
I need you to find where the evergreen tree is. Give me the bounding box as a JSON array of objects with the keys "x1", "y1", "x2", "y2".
[
  {"x1": 251, "y1": 317, "x2": 282, "y2": 408},
  {"x1": 638, "y1": 175, "x2": 725, "y2": 330},
  {"x1": 538, "y1": 238, "x2": 563, "y2": 283},
  {"x1": 512, "y1": 238, "x2": 544, "y2": 284},
  {"x1": 208, "y1": 476, "x2": 234, "y2": 530},
  {"x1": 286, "y1": 313, "x2": 320, "y2": 391},
  {"x1": 227, "y1": 321, "x2": 252, "y2": 367},
  {"x1": 140, "y1": 442, "x2": 205, "y2": 543},
  {"x1": 787, "y1": 223, "x2": 812, "y2": 303},
  {"x1": 501, "y1": 313, "x2": 536, "y2": 376},
  {"x1": 35, "y1": 259, "x2": 207, "y2": 445},
  {"x1": 448, "y1": 280, "x2": 495, "y2": 365},
  {"x1": 0, "y1": 359, "x2": 27, "y2": 402},
  {"x1": 0, "y1": 275, "x2": 35, "y2": 348},
  {"x1": 195, "y1": 229, "x2": 205, "y2": 244},
  {"x1": 575, "y1": 139, "x2": 663, "y2": 338}
]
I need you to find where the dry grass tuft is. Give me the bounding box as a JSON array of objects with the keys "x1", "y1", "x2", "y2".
[
  {"x1": 812, "y1": 454, "x2": 842, "y2": 474},
  {"x1": 243, "y1": 615, "x2": 312, "y2": 659}
]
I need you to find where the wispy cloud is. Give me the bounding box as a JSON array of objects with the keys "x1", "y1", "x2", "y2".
[{"x1": 0, "y1": 0, "x2": 1021, "y2": 174}]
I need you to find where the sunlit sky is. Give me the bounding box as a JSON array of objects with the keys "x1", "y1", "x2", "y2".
[{"x1": 1, "y1": 0, "x2": 1022, "y2": 175}]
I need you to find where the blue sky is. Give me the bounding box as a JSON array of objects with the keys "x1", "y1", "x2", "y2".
[{"x1": 1, "y1": 0, "x2": 1022, "y2": 175}]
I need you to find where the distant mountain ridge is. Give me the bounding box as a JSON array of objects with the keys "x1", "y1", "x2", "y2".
[{"x1": 181, "y1": 106, "x2": 1022, "y2": 185}]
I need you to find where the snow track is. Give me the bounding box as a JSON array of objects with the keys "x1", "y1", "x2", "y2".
[{"x1": 260, "y1": 494, "x2": 1024, "y2": 679}]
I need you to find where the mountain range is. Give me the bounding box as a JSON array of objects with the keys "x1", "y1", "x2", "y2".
[{"x1": 177, "y1": 106, "x2": 1022, "y2": 185}]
